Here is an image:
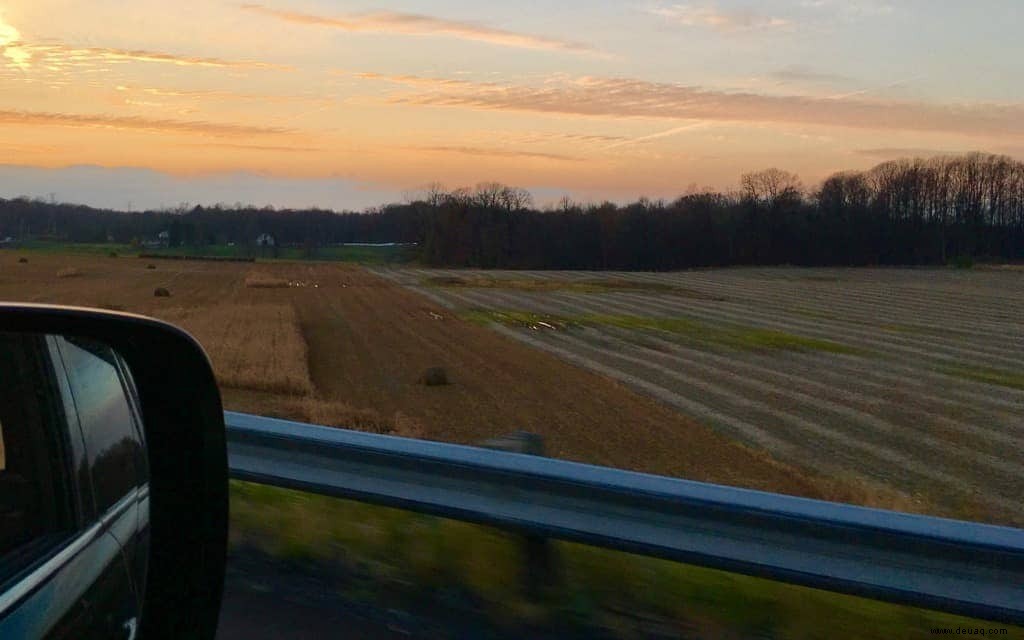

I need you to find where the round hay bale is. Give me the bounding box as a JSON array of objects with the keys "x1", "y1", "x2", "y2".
[
  {"x1": 146, "y1": 263, "x2": 157, "y2": 269},
  {"x1": 153, "y1": 287, "x2": 171, "y2": 297},
  {"x1": 420, "y1": 367, "x2": 449, "y2": 386},
  {"x1": 17, "y1": 257, "x2": 27, "y2": 263}
]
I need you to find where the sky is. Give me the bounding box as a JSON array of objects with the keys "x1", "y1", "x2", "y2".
[{"x1": 0, "y1": 0, "x2": 1022, "y2": 210}]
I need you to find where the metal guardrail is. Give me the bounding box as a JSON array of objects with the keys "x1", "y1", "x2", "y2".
[{"x1": 225, "y1": 411, "x2": 1024, "y2": 625}]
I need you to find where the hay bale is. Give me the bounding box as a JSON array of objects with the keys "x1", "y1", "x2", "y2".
[
  {"x1": 17, "y1": 257, "x2": 27, "y2": 263},
  {"x1": 420, "y1": 366, "x2": 449, "y2": 386},
  {"x1": 56, "y1": 267, "x2": 80, "y2": 278},
  {"x1": 146, "y1": 264, "x2": 157, "y2": 269},
  {"x1": 154, "y1": 287, "x2": 171, "y2": 297}
]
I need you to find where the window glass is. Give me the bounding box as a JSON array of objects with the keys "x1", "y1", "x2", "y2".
[
  {"x1": 57, "y1": 337, "x2": 142, "y2": 515},
  {"x1": 0, "y1": 333, "x2": 75, "y2": 574}
]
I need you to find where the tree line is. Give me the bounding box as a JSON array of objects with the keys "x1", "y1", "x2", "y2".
[{"x1": 2, "y1": 152, "x2": 1022, "y2": 269}]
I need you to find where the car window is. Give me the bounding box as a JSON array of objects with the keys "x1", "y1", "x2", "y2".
[
  {"x1": 0, "y1": 333, "x2": 75, "y2": 581},
  {"x1": 55, "y1": 337, "x2": 143, "y2": 516}
]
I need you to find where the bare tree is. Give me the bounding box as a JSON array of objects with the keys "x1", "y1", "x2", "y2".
[{"x1": 740, "y1": 168, "x2": 803, "y2": 207}]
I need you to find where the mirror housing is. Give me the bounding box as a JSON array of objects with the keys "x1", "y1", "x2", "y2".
[{"x1": 0, "y1": 304, "x2": 227, "y2": 639}]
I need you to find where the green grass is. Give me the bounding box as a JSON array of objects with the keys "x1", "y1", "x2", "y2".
[
  {"x1": 14, "y1": 240, "x2": 136, "y2": 256},
  {"x1": 462, "y1": 309, "x2": 860, "y2": 355},
  {"x1": 940, "y1": 364, "x2": 1024, "y2": 391},
  {"x1": 230, "y1": 481, "x2": 1011, "y2": 638},
  {"x1": 424, "y1": 275, "x2": 681, "y2": 294},
  {"x1": 11, "y1": 240, "x2": 416, "y2": 264}
]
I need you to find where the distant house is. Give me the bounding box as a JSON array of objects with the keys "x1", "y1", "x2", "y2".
[
  {"x1": 256, "y1": 233, "x2": 275, "y2": 247},
  {"x1": 142, "y1": 231, "x2": 170, "y2": 250}
]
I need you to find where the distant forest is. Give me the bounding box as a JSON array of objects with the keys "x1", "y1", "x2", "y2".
[{"x1": 2, "y1": 152, "x2": 1023, "y2": 269}]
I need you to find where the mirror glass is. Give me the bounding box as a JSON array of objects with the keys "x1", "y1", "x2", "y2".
[{"x1": 0, "y1": 332, "x2": 148, "y2": 636}]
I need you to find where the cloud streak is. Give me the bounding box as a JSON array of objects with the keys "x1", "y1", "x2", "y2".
[
  {"x1": 241, "y1": 4, "x2": 598, "y2": 55},
  {"x1": 0, "y1": 109, "x2": 291, "y2": 137},
  {"x1": 649, "y1": 4, "x2": 790, "y2": 31},
  {"x1": 768, "y1": 66, "x2": 852, "y2": 85},
  {"x1": 410, "y1": 145, "x2": 581, "y2": 162},
  {"x1": 386, "y1": 75, "x2": 1024, "y2": 139},
  {"x1": 5, "y1": 42, "x2": 286, "y2": 71}
]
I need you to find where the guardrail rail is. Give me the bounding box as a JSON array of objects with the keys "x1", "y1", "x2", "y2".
[{"x1": 225, "y1": 411, "x2": 1024, "y2": 625}]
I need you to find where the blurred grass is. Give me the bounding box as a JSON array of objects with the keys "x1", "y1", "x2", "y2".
[
  {"x1": 229, "y1": 481, "x2": 1012, "y2": 639},
  {"x1": 462, "y1": 309, "x2": 860, "y2": 355}
]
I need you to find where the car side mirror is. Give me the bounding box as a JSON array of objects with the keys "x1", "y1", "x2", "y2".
[{"x1": 0, "y1": 304, "x2": 227, "y2": 640}]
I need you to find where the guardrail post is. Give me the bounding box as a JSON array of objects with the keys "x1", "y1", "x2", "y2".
[{"x1": 480, "y1": 431, "x2": 557, "y2": 599}]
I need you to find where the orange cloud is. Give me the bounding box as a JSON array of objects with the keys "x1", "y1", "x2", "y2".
[
  {"x1": 0, "y1": 109, "x2": 291, "y2": 137},
  {"x1": 177, "y1": 142, "x2": 324, "y2": 153},
  {"x1": 7, "y1": 43, "x2": 287, "y2": 71},
  {"x1": 409, "y1": 145, "x2": 581, "y2": 162},
  {"x1": 386, "y1": 75, "x2": 1024, "y2": 139},
  {"x1": 241, "y1": 4, "x2": 598, "y2": 55}
]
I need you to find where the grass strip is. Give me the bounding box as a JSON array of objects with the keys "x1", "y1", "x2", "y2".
[
  {"x1": 940, "y1": 364, "x2": 1024, "y2": 391},
  {"x1": 424, "y1": 275, "x2": 685, "y2": 295}
]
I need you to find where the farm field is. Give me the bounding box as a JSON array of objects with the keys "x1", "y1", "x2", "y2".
[
  {"x1": 0, "y1": 251, "x2": 844, "y2": 501},
  {"x1": 374, "y1": 265, "x2": 1024, "y2": 526},
  {"x1": 3, "y1": 251, "x2": 1019, "y2": 636}
]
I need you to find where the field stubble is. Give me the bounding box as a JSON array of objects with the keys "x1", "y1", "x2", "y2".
[
  {"x1": 381, "y1": 265, "x2": 1024, "y2": 526},
  {"x1": 0, "y1": 251, "x2": 868, "y2": 504}
]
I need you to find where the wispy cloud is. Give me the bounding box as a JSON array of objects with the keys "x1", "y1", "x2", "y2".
[
  {"x1": 603, "y1": 121, "x2": 710, "y2": 149},
  {"x1": 801, "y1": 0, "x2": 894, "y2": 19},
  {"x1": 1, "y1": 13, "x2": 285, "y2": 73},
  {"x1": 409, "y1": 145, "x2": 581, "y2": 162},
  {"x1": 351, "y1": 71, "x2": 485, "y2": 89},
  {"x1": 241, "y1": 4, "x2": 599, "y2": 55},
  {"x1": 113, "y1": 84, "x2": 321, "y2": 104},
  {"x1": 0, "y1": 109, "x2": 291, "y2": 137},
  {"x1": 649, "y1": 4, "x2": 790, "y2": 31},
  {"x1": 853, "y1": 148, "x2": 961, "y2": 160},
  {"x1": 385, "y1": 74, "x2": 1024, "y2": 139},
  {"x1": 4, "y1": 43, "x2": 286, "y2": 71},
  {"x1": 768, "y1": 65, "x2": 851, "y2": 85},
  {"x1": 178, "y1": 142, "x2": 323, "y2": 153}
]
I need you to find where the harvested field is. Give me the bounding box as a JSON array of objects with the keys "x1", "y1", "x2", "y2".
[
  {"x1": 244, "y1": 272, "x2": 291, "y2": 289},
  {"x1": 157, "y1": 304, "x2": 314, "y2": 395},
  {"x1": 0, "y1": 252, "x2": 856, "y2": 509},
  {"x1": 375, "y1": 266, "x2": 1024, "y2": 526}
]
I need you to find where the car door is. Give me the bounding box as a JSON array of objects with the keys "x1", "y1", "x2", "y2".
[
  {"x1": 0, "y1": 332, "x2": 146, "y2": 639},
  {"x1": 51, "y1": 335, "x2": 148, "y2": 638}
]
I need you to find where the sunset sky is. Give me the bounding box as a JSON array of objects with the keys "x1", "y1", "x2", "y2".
[{"x1": 1, "y1": 1, "x2": 1022, "y2": 210}]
